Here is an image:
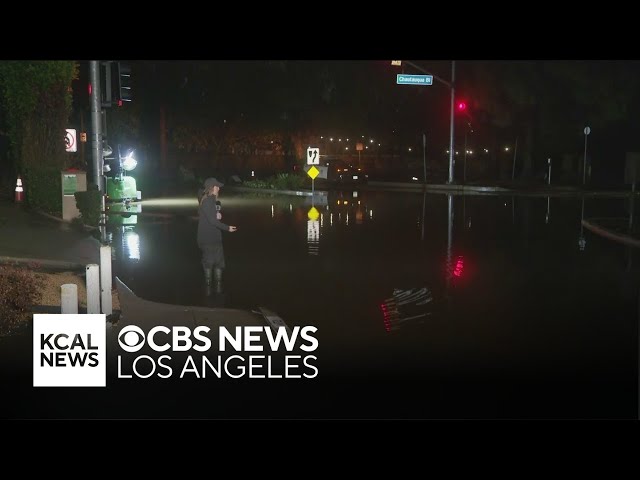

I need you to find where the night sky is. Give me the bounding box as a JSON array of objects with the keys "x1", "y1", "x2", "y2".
[{"x1": 67, "y1": 60, "x2": 640, "y2": 184}]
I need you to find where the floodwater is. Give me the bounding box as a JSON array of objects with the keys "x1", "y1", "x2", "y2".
[
  {"x1": 2, "y1": 189, "x2": 638, "y2": 420},
  {"x1": 103, "y1": 189, "x2": 639, "y2": 419}
]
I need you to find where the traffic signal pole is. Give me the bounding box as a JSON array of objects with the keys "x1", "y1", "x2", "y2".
[
  {"x1": 403, "y1": 60, "x2": 456, "y2": 184},
  {"x1": 89, "y1": 61, "x2": 108, "y2": 243},
  {"x1": 89, "y1": 61, "x2": 104, "y2": 191},
  {"x1": 448, "y1": 61, "x2": 455, "y2": 184}
]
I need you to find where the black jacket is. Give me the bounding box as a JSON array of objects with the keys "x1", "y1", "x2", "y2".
[{"x1": 197, "y1": 195, "x2": 229, "y2": 245}]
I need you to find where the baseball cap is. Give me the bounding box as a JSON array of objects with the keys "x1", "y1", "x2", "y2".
[{"x1": 204, "y1": 177, "x2": 224, "y2": 189}]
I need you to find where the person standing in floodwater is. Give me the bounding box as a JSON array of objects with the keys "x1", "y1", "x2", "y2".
[{"x1": 197, "y1": 177, "x2": 237, "y2": 293}]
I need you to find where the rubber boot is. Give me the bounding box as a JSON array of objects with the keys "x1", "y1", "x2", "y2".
[
  {"x1": 204, "y1": 267, "x2": 212, "y2": 286},
  {"x1": 214, "y1": 268, "x2": 224, "y2": 294}
]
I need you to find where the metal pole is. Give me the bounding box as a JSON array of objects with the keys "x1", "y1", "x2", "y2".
[
  {"x1": 100, "y1": 245, "x2": 113, "y2": 316},
  {"x1": 512, "y1": 136, "x2": 518, "y2": 180},
  {"x1": 89, "y1": 61, "x2": 103, "y2": 191},
  {"x1": 423, "y1": 133, "x2": 427, "y2": 184},
  {"x1": 448, "y1": 61, "x2": 456, "y2": 184},
  {"x1": 421, "y1": 190, "x2": 426, "y2": 241},
  {"x1": 583, "y1": 133, "x2": 588, "y2": 185},
  {"x1": 463, "y1": 129, "x2": 468, "y2": 184},
  {"x1": 630, "y1": 184, "x2": 635, "y2": 232},
  {"x1": 547, "y1": 158, "x2": 552, "y2": 185},
  {"x1": 446, "y1": 194, "x2": 453, "y2": 297},
  {"x1": 546, "y1": 196, "x2": 550, "y2": 224},
  {"x1": 579, "y1": 196, "x2": 586, "y2": 251},
  {"x1": 398, "y1": 60, "x2": 455, "y2": 184}
]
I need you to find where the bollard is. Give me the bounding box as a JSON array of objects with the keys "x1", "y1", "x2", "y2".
[
  {"x1": 61, "y1": 284, "x2": 78, "y2": 314},
  {"x1": 15, "y1": 176, "x2": 24, "y2": 203},
  {"x1": 86, "y1": 264, "x2": 100, "y2": 314},
  {"x1": 100, "y1": 245, "x2": 112, "y2": 315}
]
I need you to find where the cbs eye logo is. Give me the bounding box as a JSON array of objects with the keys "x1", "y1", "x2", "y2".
[{"x1": 118, "y1": 326, "x2": 146, "y2": 352}]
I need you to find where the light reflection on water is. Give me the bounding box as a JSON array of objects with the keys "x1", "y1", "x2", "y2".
[{"x1": 104, "y1": 190, "x2": 638, "y2": 418}]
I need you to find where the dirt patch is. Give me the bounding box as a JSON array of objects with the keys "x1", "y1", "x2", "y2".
[{"x1": 34, "y1": 270, "x2": 120, "y2": 311}]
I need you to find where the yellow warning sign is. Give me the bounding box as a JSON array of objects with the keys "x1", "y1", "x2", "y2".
[
  {"x1": 307, "y1": 206, "x2": 320, "y2": 221},
  {"x1": 307, "y1": 166, "x2": 320, "y2": 180}
]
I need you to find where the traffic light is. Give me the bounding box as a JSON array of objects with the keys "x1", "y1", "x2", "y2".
[
  {"x1": 456, "y1": 100, "x2": 467, "y2": 112},
  {"x1": 116, "y1": 62, "x2": 132, "y2": 105}
]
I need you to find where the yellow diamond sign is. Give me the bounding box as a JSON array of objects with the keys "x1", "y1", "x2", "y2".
[
  {"x1": 308, "y1": 206, "x2": 320, "y2": 221},
  {"x1": 307, "y1": 166, "x2": 320, "y2": 180}
]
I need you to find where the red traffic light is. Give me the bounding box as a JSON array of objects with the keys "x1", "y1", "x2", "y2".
[{"x1": 457, "y1": 101, "x2": 467, "y2": 112}]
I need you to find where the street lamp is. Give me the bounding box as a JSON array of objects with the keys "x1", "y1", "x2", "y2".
[{"x1": 394, "y1": 60, "x2": 456, "y2": 184}]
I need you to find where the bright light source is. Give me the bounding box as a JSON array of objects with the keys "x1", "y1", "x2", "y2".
[{"x1": 121, "y1": 150, "x2": 137, "y2": 171}]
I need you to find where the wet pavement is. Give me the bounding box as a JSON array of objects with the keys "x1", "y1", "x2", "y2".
[{"x1": 0, "y1": 189, "x2": 639, "y2": 419}]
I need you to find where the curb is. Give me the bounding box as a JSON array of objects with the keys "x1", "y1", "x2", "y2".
[
  {"x1": 581, "y1": 219, "x2": 640, "y2": 248},
  {"x1": 0, "y1": 256, "x2": 86, "y2": 271}
]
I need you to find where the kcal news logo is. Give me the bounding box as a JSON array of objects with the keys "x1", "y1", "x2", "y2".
[{"x1": 33, "y1": 314, "x2": 106, "y2": 387}]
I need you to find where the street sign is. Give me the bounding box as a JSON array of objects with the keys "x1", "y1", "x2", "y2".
[
  {"x1": 396, "y1": 74, "x2": 433, "y2": 86},
  {"x1": 307, "y1": 166, "x2": 320, "y2": 180},
  {"x1": 308, "y1": 206, "x2": 320, "y2": 221},
  {"x1": 65, "y1": 128, "x2": 77, "y2": 153},
  {"x1": 307, "y1": 147, "x2": 320, "y2": 165}
]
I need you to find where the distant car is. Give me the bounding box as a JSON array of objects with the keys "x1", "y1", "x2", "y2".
[{"x1": 327, "y1": 159, "x2": 368, "y2": 184}]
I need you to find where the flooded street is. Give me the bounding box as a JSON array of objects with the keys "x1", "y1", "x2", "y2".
[{"x1": 98, "y1": 189, "x2": 638, "y2": 419}]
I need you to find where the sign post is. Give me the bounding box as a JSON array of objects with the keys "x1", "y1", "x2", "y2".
[
  {"x1": 307, "y1": 147, "x2": 320, "y2": 201},
  {"x1": 422, "y1": 133, "x2": 427, "y2": 184},
  {"x1": 583, "y1": 126, "x2": 591, "y2": 186}
]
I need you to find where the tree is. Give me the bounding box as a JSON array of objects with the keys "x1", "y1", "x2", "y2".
[
  {"x1": 0, "y1": 61, "x2": 77, "y2": 211},
  {"x1": 464, "y1": 60, "x2": 640, "y2": 181}
]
